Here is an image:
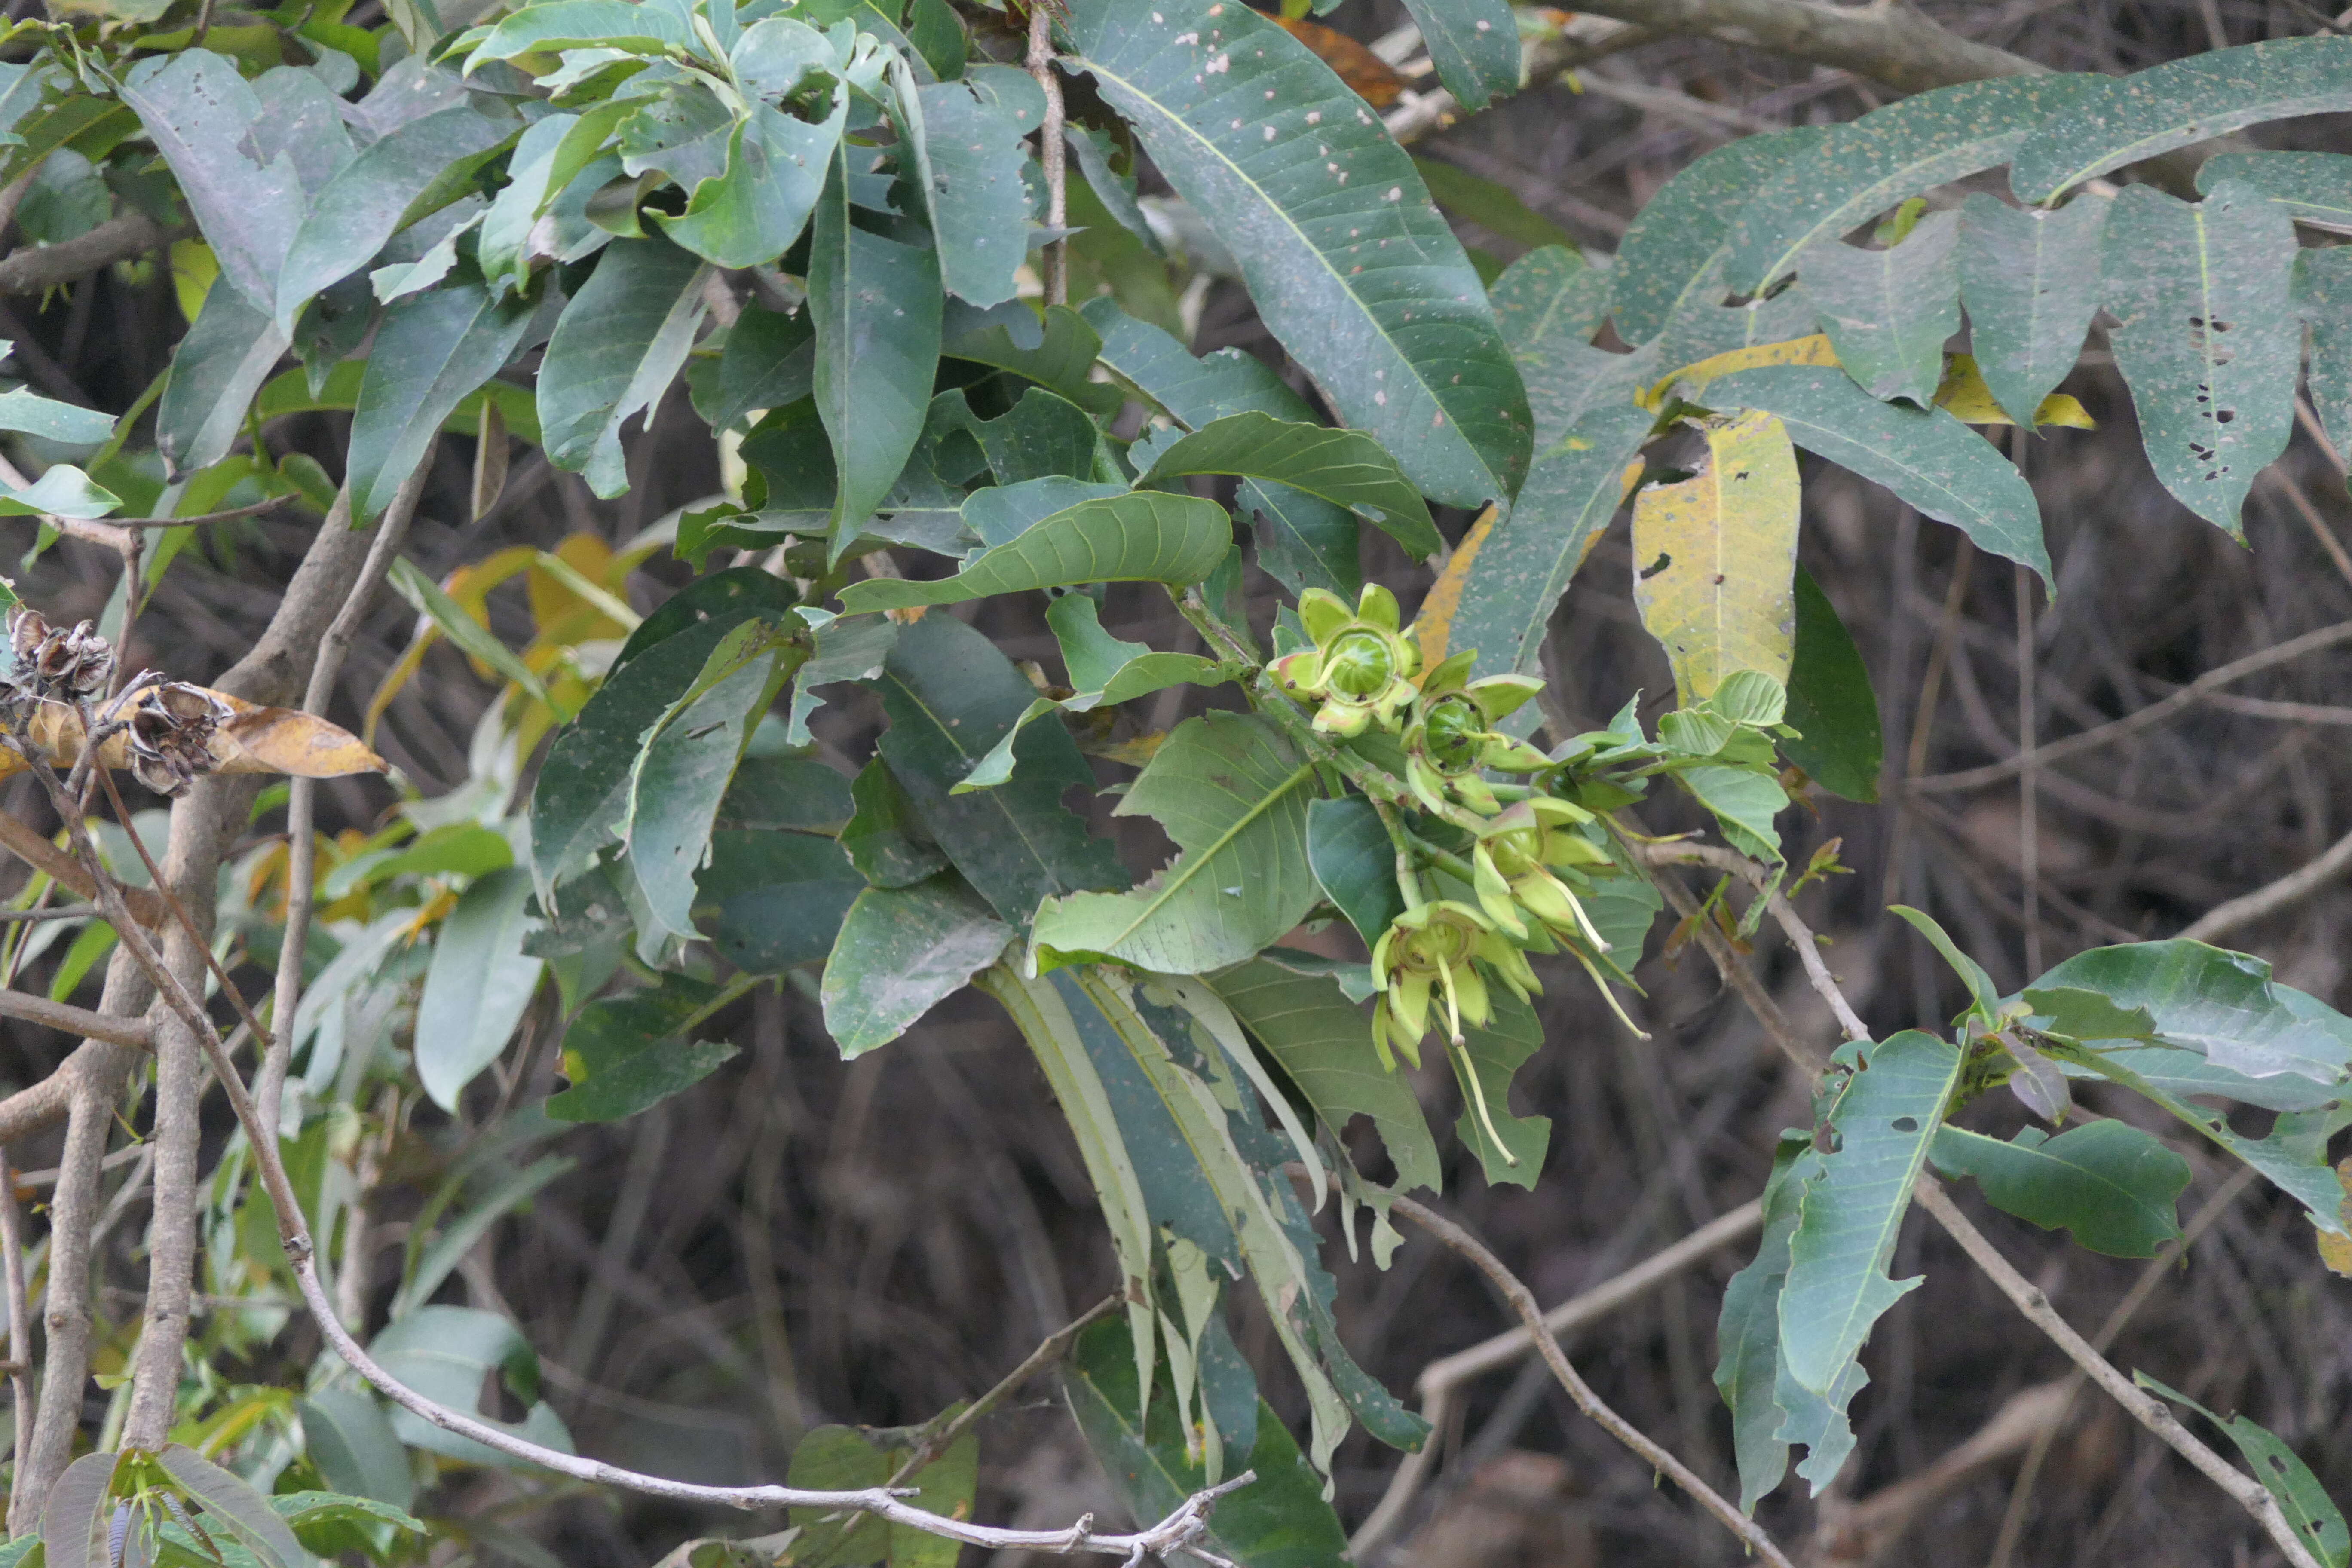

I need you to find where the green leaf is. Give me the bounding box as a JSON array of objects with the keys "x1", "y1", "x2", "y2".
[
  {"x1": 1713, "y1": 1141, "x2": 1813, "y2": 1511},
  {"x1": 1697, "y1": 365, "x2": 2048, "y2": 585},
  {"x1": 1929, "y1": 1122, "x2": 2188, "y2": 1258},
  {"x1": 1137, "y1": 410, "x2": 1439, "y2": 558},
  {"x1": 719, "y1": 754, "x2": 852, "y2": 834},
  {"x1": 546, "y1": 1038, "x2": 739, "y2": 1121},
  {"x1": 836, "y1": 491, "x2": 1231, "y2": 612},
  {"x1": 1400, "y1": 0, "x2": 1517, "y2": 108},
  {"x1": 1798, "y1": 210, "x2": 1956, "y2": 406},
  {"x1": 704, "y1": 305, "x2": 815, "y2": 432},
  {"x1": 1414, "y1": 157, "x2": 1574, "y2": 251},
  {"x1": 2079, "y1": 1043, "x2": 2346, "y2": 1114},
  {"x1": 297, "y1": 1390, "x2": 414, "y2": 1511},
  {"x1": 0, "y1": 463, "x2": 119, "y2": 520},
  {"x1": 2101, "y1": 181, "x2": 2297, "y2": 536},
  {"x1": 1032, "y1": 712, "x2": 1318, "y2": 974},
  {"x1": 2012, "y1": 36, "x2": 2352, "y2": 203},
  {"x1": 1777, "y1": 1032, "x2": 1959, "y2": 1453},
  {"x1": 269, "y1": 1491, "x2": 426, "y2": 1538},
  {"x1": 275, "y1": 106, "x2": 514, "y2": 334},
  {"x1": 695, "y1": 829, "x2": 863, "y2": 970},
  {"x1": 0, "y1": 384, "x2": 107, "y2": 446},
  {"x1": 349, "y1": 281, "x2": 537, "y2": 520},
  {"x1": 467, "y1": 0, "x2": 693, "y2": 62},
  {"x1": 118, "y1": 51, "x2": 305, "y2": 310},
  {"x1": 2297, "y1": 247, "x2": 2352, "y2": 475},
  {"x1": 897, "y1": 64, "x2": 1044, "y2": 306},
  {"x1": 944, "y1": 303, "x2": 1120, "y2": 415},
  {"x1": 394, "y1": 1153, "x2": 576, "y2": 1317},
  {"x1": 2201, "y1": 150, "x2": 2352, "y2": 227},
  {"x1": 371, "y1": 1305, "x2": 573, "y2": 1467},
  {"x1": 1955, "y1": 191, "x2": 2107, "y2": 428},
  {"x1": 1890, "y1": 903, "x2": 2002, "y2": 1023},
  {"x1": 1448, "y1": 989, "x2": 1550, "y2": 1187},
  {"x1": 1061, "y1": 0, "x2": 1531, "y2": 508},
  {"x1": 257, "y1": 358, "x2": 542, "y2": 444},
  {"x1": 387, "y1": 556, "x2": 552, "y2": 707},
  {"x1": 414, "y1": 866, "x2": 545, "y2": 1110},
  {"x1": 1725, "y1": 75, "x2": 2084, "y2": 293},
  {"x1": 539, "y1": 236, "x2": 711, "y2": 498},
  {"x1": 1304, "y1": 796, "x2": 1405, "y2": 951},
  {"x1": 784, "y1": 610, "x2": 897, "y2": 747},
  {"x1": 1782, "y1": 565, "x2": 1881, "y2": 802},
  {"x1": 155, "y1": 284, "x2": 288, "y2": 479},
  {"x1": 1613, "y1": 127, "x2": 1825, "y2": 343},
  {"x1": 657, "y1": 98, "x2": 844, "y2": 269},
  {"x1": 842, "y1": 758, "x2": 949, "y2": 885},
  {"x1": 2023, "y1": 940, "x2": 2352, "y2": 1085},
  {"x1": 1490, "y1": 245, "x2": 1609, "y2": 442},
  {"x1": 2135, "y1": 1374, "x2": 2352, "y2": 1568},
  {"x1": 157, "y1": 1444, "x2": 307, "y2": 1568},
  {"x1": 877, "y1": 612, "x2": 1125, "y2": 927},
  {"x1": 1682, "y1": 763, "x2": 1790, "y2": 866},
  {"x1": 811, "y1": 141, "x2": 943, "y2": 554},
  {"x1": 1210, "y1": 958, "x2": 1439, "y2": 1194},
  {"x1": 624, "y1": 621, "x2": 790, "y2": 939},
  {"x1": 821, "y1": 873, "x2": 1012, "y2": 1055},
  {"x1": 40, "y1": 1450, "x2": 120, "y2": 1568},
  {"x1": 1064, "y1": 1317, "x2": 1352, "y2": 1568}
]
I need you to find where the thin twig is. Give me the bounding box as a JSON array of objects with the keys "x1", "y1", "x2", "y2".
[
  {"x1": 0, "y1": 904, "x2": 97, "y2": 923},
  {"x1": 0, "y1": 811, "x2": 164, "y2": 928},
  {"x1": 1378, "y1": 1189, "x2": 1798, "y2": 1568},
  {"x1": 1636, "y1": 841, "x2": 1868, "y2": 1043},
  {"x1": 2014, "y1": 562, "x2": 2041, "y2": 975},
  {"x1": 103, "y1": 500, "x2": 290, "y2": 530},
  {"x1": 2177, "y1": 823, "x2": 2352, "y2": 943},
  {"x1": 1883, "y1": 535, "x2": 1972, "y2": 903},
  {"x1": 887, "y1": 1293, "x2": 1121, "y2": 1487},
  {"x1": 0, "y1": 1149, "x2": 30, "y2": 1529},
  {"x1": 1913, "y1": 1177, "x2": 2324, "y2": 1568},
  {"x1": 266, "y1": 467, "x2": 426, "y2": 1142},
  {"x1": 0, "y1": 984, "x2": 152, "y2": 1051},
  {"x1": 1028, "y1": 2, "x2": 1069, "y2": 307}
]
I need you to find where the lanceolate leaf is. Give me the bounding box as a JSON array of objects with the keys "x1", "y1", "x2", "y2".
[
  {"x1": 2012, "y1": 35, "x2": 2352, "y2": 203},
  {"x1": 835, "y1": 491, "x2": 1231, "y2": 612},
  {"x1": 1304, "y1": 796, "x2": 1406, "y2": 950},
  {"x1": 2201, "y1": 150, "x2": 2352, "y2": 227},
  {"x1": 1033, "y1": 712, "x2": 1317, "y2": 975},
  {"x1": 1614, "y1": 127, "x2": 1825, "y2": 344},
  {"x1": 811, "y1": 141, "x2": 943, "y2": 554},
  {"x1": 2023, "y1": 940, "x2": 2352, "y2": 1085},
  {"x1": 538, "y1": 236, "x2": 712, "y2": 498},
  {"x1": 156, "y1": 281, "x2": 289, "y2": 479},
  {"x1": 2298, "y1": 246, "x2": 2352, "y2": 463},
  {"x1": 1400, "y1": 0, "x2": 1518, "y2": 110},
  {"x1": 414, "y1": 866, "x2": 544, "y2": 1111},
  {"x1": 1211, "y1": 958, "x2": 1441, "y2": 1194},
  {"x1": 877, "y1": 612, "x2": 1126, "y2": 928},
  {"x1": 348, "y1": 281, "x2": 536, "y2": 520},
  {"x1": 1798, "y1": 209, "x2": 1957, "y2": 406},
  {"x1": 40, "y1": 1449, "x2": 119, "y2": 1568},
  {"x1": 1060, "y1": 0, "x2": 1532, "y2": 507},
  {"x1": 1491, "y1": 245, "x2": 1611, "y2": 444},
  {"x1": 1714, "y1": 1142, "x2": 1812, "y2": 1512},
  {"x1": 900, "y1": 65, "x2": 1045, "y2": 307},
  {"x1": 1929, "y1": 1122, "x2": 2189, "y2": 1257},
  {"x1": 1782, "y1": 566, "x2": 1882, "y2": 802},
  {"x1": 1956, "y1": 191, "x2": 2108, "y2": 427},
  {"x1": 2135, "y1": 1375, "x2": 2352, "y2": 1568},
  {"x1": 1631, "y1": 409, "x2": 1801, "y2": 705},
  {"x1": 821, "y1": 874, "x2": 1013, "y2": 1056},
  {"x1": 156, "y1": 1444, "x2": 309, "y2": 1568},
  {"x1": 2101, "y1": 181, "x2": 2298, "y2": 536},
  {"x1": 1725, "y1": 75, "x2": 2084, "y2": 293},
  {"x1": 1137, "y1": 410, "x2": 1438, "y2": 557},
  {"x1": 1698, "y1": 365, "x2": 2049, "y2": 584},
  {"x1": 117, "y1": 50, "x2": 305, "y2": 309},
  {"x1": 1779, "y1": 1031, "x2": 1960, "y2": 1400}
]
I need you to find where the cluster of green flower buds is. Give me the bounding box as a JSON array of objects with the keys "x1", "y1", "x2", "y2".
[{"x1": 1270, "y1": 585, "x2": 1423, "y2": 738}]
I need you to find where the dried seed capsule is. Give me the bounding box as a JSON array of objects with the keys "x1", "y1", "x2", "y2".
[{"x1": 124, "y1": 681, "x2": 230, "y2": 797}]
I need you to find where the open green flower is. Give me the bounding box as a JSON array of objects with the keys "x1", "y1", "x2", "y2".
[
  {"x1": 1470, "y1": 797, "x2": 1617, "y2": 943},
  {"x1": 1401, "y1": 652, "x2": 1552, "y2": 813},
  {"x1": 1369, "y1": 900, "x2": 1540, "y2": 1069},
  {"x1": 1271, "y1": 585, "x2": 1421, "y2": 738}
]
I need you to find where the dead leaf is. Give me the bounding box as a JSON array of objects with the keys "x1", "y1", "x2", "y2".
[
  {"x1": 2321, "y1": 1158, "x2": 2352, "y2": 1280},
  {"x1": 0, "y1": 689, "x2": 385, "y2": 782},
  {"x1": 1272, "y1": 15, "x2": 1405, "y2": 107}
]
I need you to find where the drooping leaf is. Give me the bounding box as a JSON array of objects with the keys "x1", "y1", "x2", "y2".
[
  {"x1": 2022, "y1": 940, "x2": 2352, "y2": 1085},
  {"x1": 348, "y1": 281, "x2": 537, "y2": 520},
  {"x1": 2135, "y1": 1375, "x2": 2352, "y2": 1568},
  {"x1": 118, "y1": 51, "x2": 305, "y2": 310},
  {"x1": 783, "y1": 610, "x2": 897, "y2": 747},
  {"x1": 898, "y1": 64, "x2": 1044, "y2": 307},
  {"x1": 705, "y1": 305, "x2": 815, "y2": 432},
  {"x1": 370, "y1": 1306, "x2": 573, "y2": 1466},
  {"x1": 1778, "y1": 1031, "x2": 1959, "y2": 1414},
  {"x1": 1304, "y1": 796, "x2": 1405, "y2": 951},
  {"x1": 1714, "y1": 1140, "x2": 1813, "y2": 1512},
  {"x1": 538, "y1": 236, "x2": 711, "y2": 497},
  {"x1": 1448, "y1": 989, "x2": 1550, "y2": 1187},
  {"x1": 413, "y1": 866, "x2": 545, "y2": 1110},
  {"x1": 842, "y1": 758, "x2": 949, "y2": 886},
  {"x1": 275, "y1": 105, "x2": 516, "y2": 334},
  {"x1": 1697, "y1": 365, "x2": 2048, "y2": 584},
  {"x1": 1613, "y1": 127, "x2": 1826, "y2": 343},
  {"x1": 821, "y1": 874, "x2": 1012, "y2": 1056},
  {"x1": 2201, "y1": 150, "x2": 2352, "y2": 227},
  {"x1": 1929, "y1": 1121, "x2": 2189, "y2": 1258},
  {"x1": 1681, "y1": 762, "x2": 1791, "y2": 866},
  {"x1": 877, "y1": 613, "x2": 1125, "y2": 928},
  {"x1": 2100, "y1": 181, "x2": 2298, "y2": 536},
  {"x1": 1061, "y1": 0, "x2": 1531, "y2": 508},
  {"x1": 835, "y1": 491, "x2": 1231, "y2": 612},
  {"x1": 810, "y1": 141, "x2": 943, "y2": 553},
  {"x1": 467, "y1": 0, "x2": 694, "y2": 61},
  {"x1": 1137, "y1": 410, "x2": 1439, "y2": 557},
  {"x1": 155, "y1": 282, "x2": 289, "y2": 479},
  {"x1": 40, "y1": 1450, "x2": 120, "y2": 1568},
  {"x1": 2298, "y1": 246, "x2": 2352, "y2": 465},
  {"x1": 296, "y1": 1391, "x2": 414, "y2": 1511},
  {"x1": 1782, "y1": 565, "x2": 1882, "y2": 802},
  {"x1": 1890, "y1": 903, "x2": 2003, "y2": 1023},
  {"x1": 1725, "y1": 76, "x2": 2083, "y2": 294},
  {"x1": 1064, "y1": 1316, "x2": 1353, "y2": 1568},
  {"x1": 1956, "y1": 191, "x2": 2108, "y2": 427},
  {"x1": 156, "y1": 1444, "x2": 308, "y2": 1568},
  {"x1": 1798, "y1": 209, "x2": 1957, "y2": 406},
  {"x1": 2012, "y1": 36, "x2": 2352, "y2": 203},
  {"x1": 1414, "y1": 157, "x2": 1576, "y2": 253},
  {"x1": 1631, "y1": 410, "x2": 1801, "y2": 705},
  {"x1": 1211, "y1": 958, "x2": 1439, "y2": 1194},
  {"x1": 1032, "y1": 712, "x2": 1318, "y2": 975},
  {"x1": 387, "y1": 557, "x2": 552, "y2": 709},
  {"x1": 657, "y1": 97, "x2": 846, "y2": 269},
  {"x1": 693, "y1": 829, "x2": 863, "y2": 971},
  {"x1": 2087, "y1": 1054, "x2": 2349, "y2": 1235}
]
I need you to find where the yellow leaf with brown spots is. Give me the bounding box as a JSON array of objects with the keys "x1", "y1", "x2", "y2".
[{"x1": 1630, "y1": 409, "x2": 1801, "y2": 705}]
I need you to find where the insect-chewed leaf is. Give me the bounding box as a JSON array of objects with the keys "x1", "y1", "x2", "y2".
[
  {"x1": 2023, "y1": 939, "x2": 2352, "y2": 1085},
  {"x1": 1956, "y1": 192, "x2": 2108, "y2": 428},
  {"x1": 2135, "y1": 1374, "x2": 2352, "y2": 1568},
  {"x1": 1928, "y1": 1121, "x2": 2189, "y2": 1258},
  {"x1": 1449, "y1": 990, "x2": 1551, "y2": 1187},
  {"x1": 1631, "y1": 409, "x2": 1801, "y2": 706},
  {"x1": 897, "y1": 65, "x2": 1043, "y2": 308},
  {"x1": 821, "y1": 873, "x2": 1012, "y2": 1057},
  {"x1": 539, "y1": 237, "x2": 712, "y2": 499},
  {"x1": 2101, "y1": 181, "x2": 2297, "y2": 536},
  {"x1": 1797, "y1": 210, "x2": 1957, "y2": 406},
  {"x1": 2201, "y1": 150, "x2": 2352, "y2": 228},
  {"x1": 2012, "y1": 35, "x2": 2352, "y2": 203},
  {"x1": 117, "y1": 50, "x2": 307, "y2": 312},
  {"x1": 1304, "y1": 795, "x2": 1406, "y2": 951},
  {"x1": 1062, "y1": 0, "x2": 1531, "y2": 509},
  {"x1": 1714, "y1": 1140, "x2": 1812, "y2": 1511},
  {"x1": 1614, "y1": 128, "x2": 1825, "y2": 345}
]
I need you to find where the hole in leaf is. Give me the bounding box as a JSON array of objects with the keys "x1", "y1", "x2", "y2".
[{"x1": 1891, "y1": 1115, "x2": 1919, "y2": 1132}]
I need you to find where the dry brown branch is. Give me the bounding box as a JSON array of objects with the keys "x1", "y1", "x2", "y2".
[
  {"x1": 0, "y1": 214, "x2": 176, "y2": 297},
  {"x1": 0, "y1": 986, "x2": 152, "y2": 1051},
  {"x1": 0, "y1": 1151, "x2": 31, "y2": 1530},
  {"x1": 886, "y1": 1293, "x2": 1121, "y2": 1488},
  {"x1": 2177, "y1": 824, "x2": 2352, "y2": 943},
  {"x1": 1809, "y1": 1379, "x2": 2076, "y2": 1566},
  {"x1": 0, "y1": 810, "x2": 164, "y2": 928},
  {"x1": 1636, "y1": 840, "x2": 1870, "y2": 1042},
  {"x1": 1030, "y1": 7, "x2": 1069, "y2": 307},
  {"x1": 1562, "y1": 0, "x2": 2041, "y2": 91}
]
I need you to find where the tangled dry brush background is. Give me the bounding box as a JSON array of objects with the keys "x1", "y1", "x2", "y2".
[{"x1": 3, "y1": 0, "x2": 2351, "y2": 1563}]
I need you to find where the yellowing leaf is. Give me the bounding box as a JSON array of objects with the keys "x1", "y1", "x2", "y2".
[
  {"x1": 1630, "y1": 409, "x2": 1801, "y2": 704},
  {"x1": 1414, "y1": 503, "x2": 1496, "y2": 669},
  {"x1": 1934, "y1": 353, "x2": 2096, "y2": 429},
  {"x1": 1645, "y1": 334, "x2": 1839, "y2": 410},
  {"x1": 0, "y1": 691, "x2": 384, "y2": 781},
  {"x1": 2323, "y1": 1159, "x2": 2352, "y2": 1280}
]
